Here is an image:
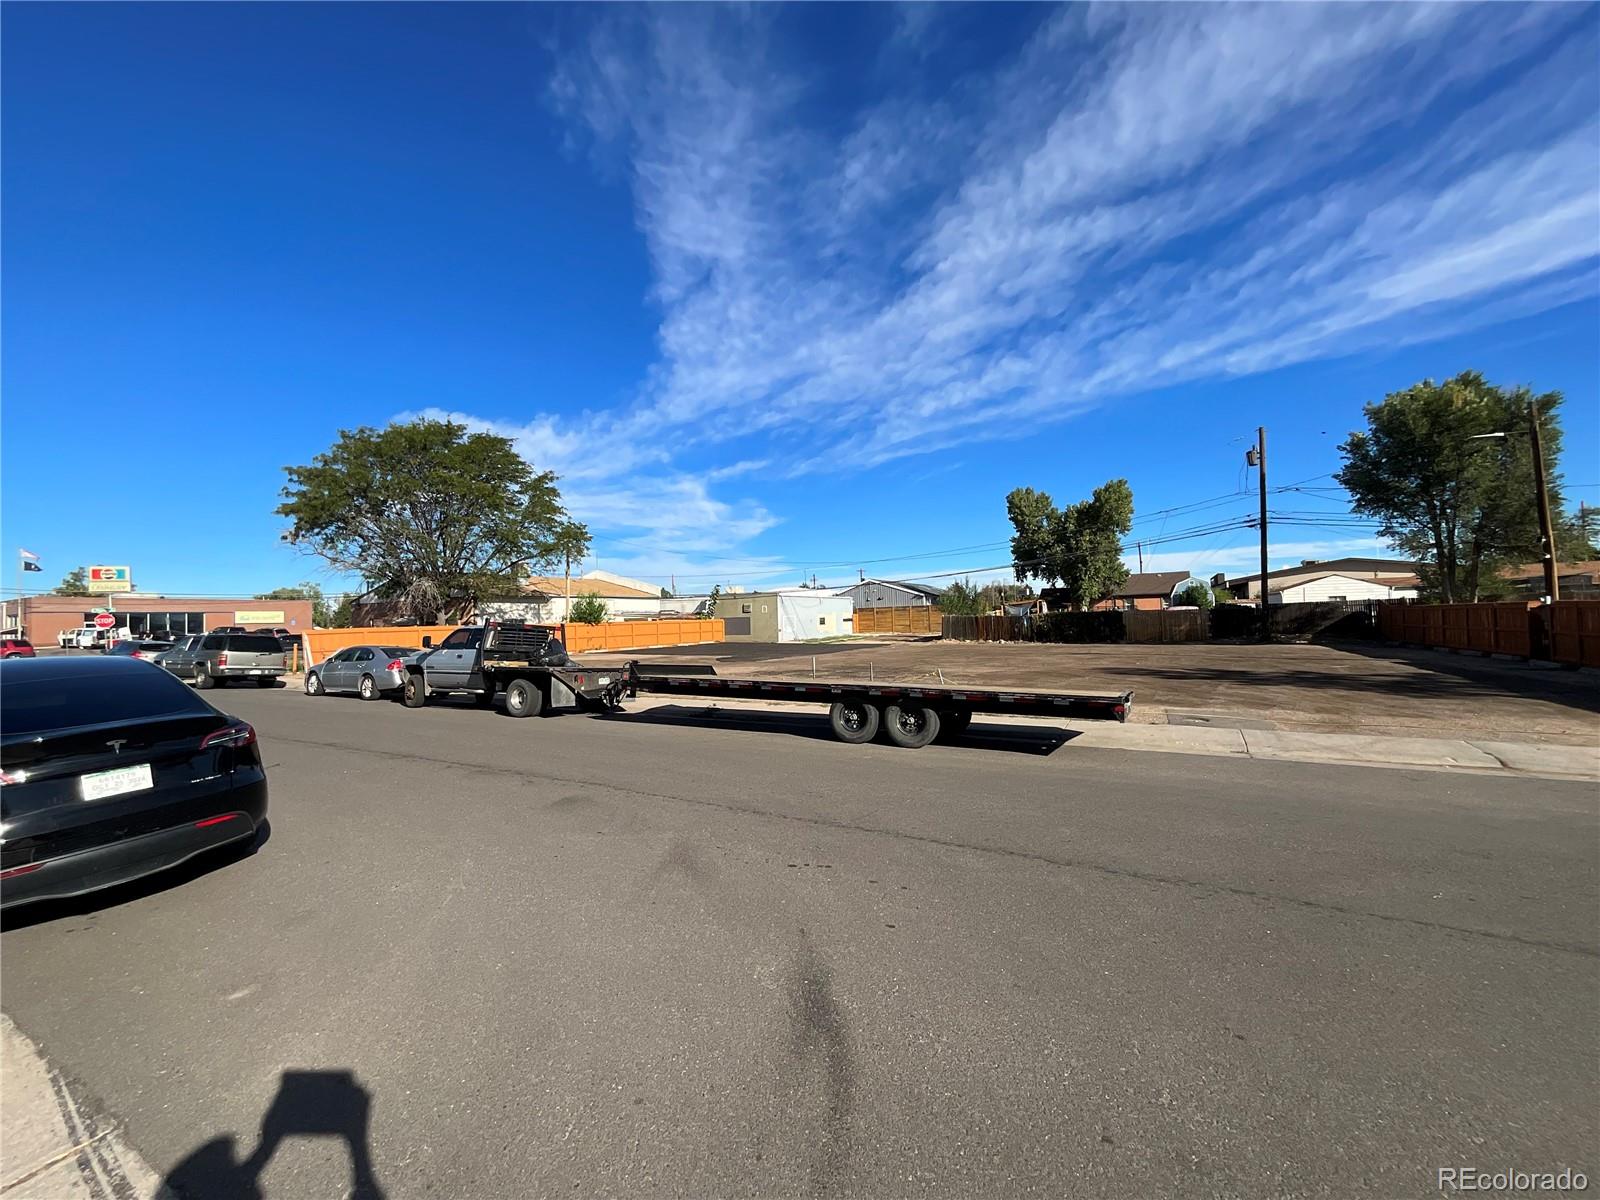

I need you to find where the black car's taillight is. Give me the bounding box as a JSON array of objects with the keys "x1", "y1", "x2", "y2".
[{"x1": 200, "y1": 722, "x2": 256, "y2": 750}]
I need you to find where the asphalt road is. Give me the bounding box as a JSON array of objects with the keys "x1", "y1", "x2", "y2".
[{"x1": 2, "y1": 686, "x2": 1596, "y2": 1198}]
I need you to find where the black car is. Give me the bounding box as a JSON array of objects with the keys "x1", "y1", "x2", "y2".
[{"x1": 0, "y1": 656, "x2": 268, "y2": 911}]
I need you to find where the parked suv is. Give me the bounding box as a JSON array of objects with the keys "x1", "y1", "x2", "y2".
[
  {"x1": 187, "y1": 633, "x2": 287, "y2": 689},
  {"x1": 2, "y1": 637, "x2": 36, "y2": 659}
]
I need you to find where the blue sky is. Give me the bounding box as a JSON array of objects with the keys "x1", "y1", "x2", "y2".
[{"x1": 4, "y1": 3, "x2": 1598, "y2": 599}]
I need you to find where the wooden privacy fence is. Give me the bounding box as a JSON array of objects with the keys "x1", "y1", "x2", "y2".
[
  {"x1": 302, "y1": 625, "x2": 459, "y2": 664},
  {"x1": 560, "y1": 618, "x2": 725, "y2": 653},
  {"x1": 941, "y1": 614, "x2": 1032, "y2": 642},
  {"x1": 1377, "y1": 600, "x2": 1598, "y2": 667},
  {"x1": 1124, "y1": 609, "x2": 1209, "y2": 643},
  {"x1": 854, "y1": 606, "x2": 942, "y2": 635},
  {"x1": 299, "y1": 619, "x2": 725, "y2": 664}
]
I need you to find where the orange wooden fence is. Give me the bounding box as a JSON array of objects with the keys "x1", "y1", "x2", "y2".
[
  {"x1": 298, "y1": 619, "x2": 725, "y2": 664},
  {"x1": 854, "y1": 606, "x2": 941, "y2": 635},
  {"x1": 559, "y1": 618, "x2": 724, "y2": 653},
  {"x1": 302, "y1": 625, "x2": 458, "y2": 664},
  {"x1": 1377, "y1": 600, "x2": 1599, "y2": 666}
]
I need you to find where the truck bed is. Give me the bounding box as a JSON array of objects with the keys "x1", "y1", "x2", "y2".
[{"x1": 624, "y1": 662, "x2": 1131, "y2": 722}]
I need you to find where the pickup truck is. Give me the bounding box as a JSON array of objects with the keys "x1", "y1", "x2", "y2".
[{"x1": 399, "y1": 621, "x2": 624, "y2": 716}]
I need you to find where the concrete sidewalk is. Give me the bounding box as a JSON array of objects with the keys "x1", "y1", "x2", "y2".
[
  {"x1": 0, "y1": 1015, "x2": 163, "y2": 1200},
  {"x1": 619, "y1": 695, "x2": 1600, "y2": 782}
]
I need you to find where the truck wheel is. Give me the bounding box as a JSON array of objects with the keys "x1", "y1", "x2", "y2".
[
  {"x1": 504, "y1": 678, "x2": 543, "y2": 718},
  {"x1": 194, "y1": 666, "x2": 215, "y2": 690},
  {"x1": 305, "y1": 672, "x2": 324, "y2": 696},
  {"x1": 883, "y1": 703, "x2": 940, "y2": 749},
  {"x1": 358, "y1": 674, "x2": 379, "y2": 701},
  {"x1": 402, "y1": 672, "x2": 426, "y2": 708},
  {"x1": 934, "y1": 710, "x2": 972, "y2": 742},
  {"x1": 828, "y1": 701, "x2": 880, "y2": 744}
]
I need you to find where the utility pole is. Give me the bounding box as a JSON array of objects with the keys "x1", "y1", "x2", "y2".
[
  {"x1": 1246, "y1": 427, "x2": 1269, "y2": 640},
  {"x1": 1527, "y1": 397, "x2": 1561, "y2": 602},
  {"x1": 1137, "y1": 541, "x2": 1144, "y2": 572}
]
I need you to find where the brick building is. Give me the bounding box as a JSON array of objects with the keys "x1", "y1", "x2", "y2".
[{"x1": 3, "y1": 594, "x2": 315, "y2": 646}]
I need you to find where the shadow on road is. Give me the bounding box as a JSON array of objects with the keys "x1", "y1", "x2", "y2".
[
  {"x1": 610, "y1": 704, "x2": 1078, "y2": 756},
  {"x1": 163, "y1": 1069, "x2": 385, "y2": 1200},
  {"x1": 0, "y1": 822, "x2": 271, "y2": 933}
]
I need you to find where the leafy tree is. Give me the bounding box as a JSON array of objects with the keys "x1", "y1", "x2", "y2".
[
  {"x1": 328, "y1": 596, "x2": 357, "y2": 628},
  {"x1": 1175, "y1": 581, "x2": 1214, "y2": 609},
  {"x1": 278, "y1": 419, "x2": 588, "y2": 623},
  {"x1": 1337, "y1": 373, "x2": 1577, "y2": 602},
  {"x1": 697, "y1": 584, "x2": 721, "y2": 619},
  {"x1": 1006, "y1": 480, "x2": 1134, "y2": 610},
  {"x1": 54, "y1": 567, "x2": 89, "y2": 596},
  {"x1": 569, "y1": 593, "x2": 608, "y2": 624},
  {"x1": 660, "y1": 587, "x2": 672, "y2": 599},
  {"x1": 256, "y1": 582, "x2": 334, "y2": 626},
  {"x1": 1210, "y1": 586, "x2": 1234, "y2": 607},
  {"x1": 940, "y1": 578, "x2": 985, "y2": 616}
]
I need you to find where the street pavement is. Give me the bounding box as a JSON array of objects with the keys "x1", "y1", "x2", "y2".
[{"x1": 2, "y1": 687, "x2": 1596, "y2": 1198}]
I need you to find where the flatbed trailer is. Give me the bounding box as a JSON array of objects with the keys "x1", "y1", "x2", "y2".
[
  {"x1": 397, "y1": 621, "x2": 1132, "y2": 748},
  {"x1": 620, "y1": 661, "x2": 1132, "y2": 749}
]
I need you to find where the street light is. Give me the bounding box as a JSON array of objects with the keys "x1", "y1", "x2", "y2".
[{"x1": 1467, "y1": 398, "x2": 1560, "y2": 601}]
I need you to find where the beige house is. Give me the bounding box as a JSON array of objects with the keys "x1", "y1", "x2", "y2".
[{"x1": 1225, "y1": 557, "x2": 1419, "y2": 601}]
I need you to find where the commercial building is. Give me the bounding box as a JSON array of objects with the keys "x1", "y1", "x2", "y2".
[
  {"x1": 713, "y1": 589, "x2": 854, "y2": 642},
  {"x1": 841, "y1": 578, "x2": 944, "y2": 610},
  {"x1": 5, "y1": 594, "x2": 315, "y2": 646},
  {"x1": 1222, "y1": 557, "x2": 1420, "y2": 601},
  {"x1": 1267, "y1": 573, "x2": 1419, "y2": 604}
]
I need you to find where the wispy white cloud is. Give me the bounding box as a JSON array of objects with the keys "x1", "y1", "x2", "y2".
[{"x1": 429, "y1": 4, "x2": 1598, "y2": 575}]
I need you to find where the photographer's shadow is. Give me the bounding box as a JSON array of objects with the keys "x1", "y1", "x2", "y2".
[{"x1": 163, "y1": 1069, "x2": 385, "y2": 1200}]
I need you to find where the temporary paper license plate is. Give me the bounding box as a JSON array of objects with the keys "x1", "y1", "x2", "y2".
[{"x1": 80, "y1": 763, "x2": 154, "y2": 802}]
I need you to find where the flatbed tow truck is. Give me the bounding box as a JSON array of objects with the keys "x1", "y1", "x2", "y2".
[{"x1": 400, "y1": 620, "x2": 1132, "y2": 750}]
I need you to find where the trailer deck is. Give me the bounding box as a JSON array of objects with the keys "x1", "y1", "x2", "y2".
[{"x1": 622, "y1": 661, "x2": 1130, "y2": 748}]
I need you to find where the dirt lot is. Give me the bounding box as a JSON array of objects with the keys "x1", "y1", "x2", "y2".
[{"x1": 588, "y1": 638, "x2": 1600, "y2": 746}]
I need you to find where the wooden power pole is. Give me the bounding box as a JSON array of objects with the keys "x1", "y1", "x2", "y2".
[
  {"x1": 1247, "y1": 427, "x2": 1269, "y2": 640},
  {"x1": 1528, "y1": 397, "x2": 1561, "y2": 602}
]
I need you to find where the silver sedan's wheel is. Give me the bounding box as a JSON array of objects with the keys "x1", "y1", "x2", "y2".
[
  {"x1": 305, "y1": 672, "x2": 324, "y2": 696},
  {"x1": 359, "y1": 674, "x2": 379, "y2": 701}
]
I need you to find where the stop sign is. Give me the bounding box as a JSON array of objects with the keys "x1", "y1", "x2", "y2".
[{"x1": 94, "y1": 612, "x2": 117, "y2": 630}]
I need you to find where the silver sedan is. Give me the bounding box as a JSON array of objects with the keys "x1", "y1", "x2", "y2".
[{"x1": 305, "y1": 645, "x2": 417, "y2": 700}]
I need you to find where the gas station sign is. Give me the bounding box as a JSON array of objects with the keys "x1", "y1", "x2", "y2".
[{"x1": 87, "y1": 565, "x2": 131, "y2": 594}]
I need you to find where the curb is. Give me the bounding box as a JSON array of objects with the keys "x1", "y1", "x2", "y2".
[{"x1": 0, "y1": 1015, "x2": 165, "y2": 1199}]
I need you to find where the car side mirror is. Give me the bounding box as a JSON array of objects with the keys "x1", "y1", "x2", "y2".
[{"x1": 421, "y1": 636, "x2": 433, "y2": 648}]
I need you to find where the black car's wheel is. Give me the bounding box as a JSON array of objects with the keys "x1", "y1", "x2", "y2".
[
  {"x1": 402, "y1": 672, "x2": 426, "y2": 708},
  {"x1": 358, "y1": 674, "x2": 379, "y2": 701},
  {"x1": 194, "y1": 666, "x2": 215, "y2": 690},
  {"x1": 504, "y1": 678, "x2": 544, "y2": 718},
  {"x1": 882, "y1": 703, "x2": 940, "y2": 749},
  {"x1": 305, "y1": 672, "x2": 324, "y2": 696},
  {"x1": 828, "y1": 700, "x2": 880, "y2": 744},
  {"x1": 934, "y1": 709, "x2": 972, "y2": 742}
]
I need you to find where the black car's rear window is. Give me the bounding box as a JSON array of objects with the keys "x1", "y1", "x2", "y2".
[
  {"x1": 226, "y1": 635, "x2": 286, "y2": 653},
  {"x1": 2, "y1": 667, "x2": 213, "y2": 737}
]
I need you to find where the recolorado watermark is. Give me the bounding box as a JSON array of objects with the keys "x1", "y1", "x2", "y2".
[{"x1": 1439, "y1": 1167, "x2": 1589, "y2": 1193}]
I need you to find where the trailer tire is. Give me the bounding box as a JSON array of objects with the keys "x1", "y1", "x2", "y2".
[
  {"x1": 828, "y1": 701, "x2": 880, "y2": 744},
  {"x1": 504, "y1": 678, "x2": 543, "y2": 718},
  {"x1": 935, "y1": 709, "x2": 972, "y2": 742},
  {"x1": 883, "y1": 703, "x2": 940, "y2": 749},
  {"x1": 402, "y1": 672, "x2": 426, "y2": 708}
]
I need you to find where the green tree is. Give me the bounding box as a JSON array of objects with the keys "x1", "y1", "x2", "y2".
[
  {"x1": 1337, "y1": 373, "x2": 1577, "y2": 602},
  {"x1": 53, "y1": 567, "x2": 90, "y2": 596},
  {"x1": 1006, "y1": 480, "x2": 1134, "y2": 610},
  {"x1": 1210, "y1": 586, "x2": 1234, "y2": 607},
  {"x1": 569, "y1": 593, "x2": 608, "y2": 624},
  {"x1": 1175, "y1": 581, "x2": 1214, "y2": 609},
  {"x1": 278, "y1": 419, "x2": 588, "y2": 623},
  {"x1": 256, "y1": 582, "x2": 334, "y2": 626},
  {"x1": 939, "y1": 578, "x2": 985, "y2": 616},
  {"x1": 328, "y1": 596, "x2": 357, "y2": 628},
  {"x1": 697, "y1": 584, "x2": 721, "y2": 619}
]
